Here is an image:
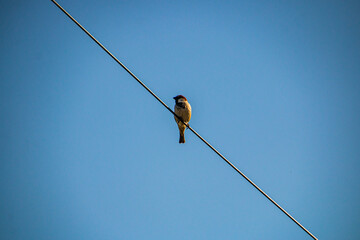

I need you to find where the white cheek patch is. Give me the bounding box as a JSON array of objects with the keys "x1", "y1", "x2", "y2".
[{"x1": 178, "y1": 98, "x2": 186, "y2": 103}]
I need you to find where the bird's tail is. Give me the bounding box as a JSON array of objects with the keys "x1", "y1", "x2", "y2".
[{"x1": 179, "y1": 132, "x2": 185, "y2": 143}]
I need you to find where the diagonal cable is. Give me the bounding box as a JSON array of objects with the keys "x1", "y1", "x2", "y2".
[{"x1": 50, "y1": 1, "x2": 317, "y2": 239}]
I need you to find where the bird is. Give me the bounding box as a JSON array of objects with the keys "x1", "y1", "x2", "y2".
[{"x1": 173, "y1": 95, "x2": 192, "y2": 143}]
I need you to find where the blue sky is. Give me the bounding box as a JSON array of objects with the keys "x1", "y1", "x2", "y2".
[{"x1": 1, "y1": 0, "x2": 359, "y2": 239}]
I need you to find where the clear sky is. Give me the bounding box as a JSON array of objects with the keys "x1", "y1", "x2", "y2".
[{"x1": 1, "y1": 0, "x2": 359, "y2": 239}]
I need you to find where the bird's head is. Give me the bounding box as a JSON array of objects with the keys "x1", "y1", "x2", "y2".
[{"x1": 173, "y1": 95, "x2": 187, "y2": 103}]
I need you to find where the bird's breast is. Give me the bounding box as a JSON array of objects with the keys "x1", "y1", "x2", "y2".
[{"x1": 174, "y1": 102, "x2": 191, "y2": 123}]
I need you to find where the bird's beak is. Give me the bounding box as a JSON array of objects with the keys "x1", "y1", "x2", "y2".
[{"x1": 173, "y1": 96, "x2": 176, "y2": 99}]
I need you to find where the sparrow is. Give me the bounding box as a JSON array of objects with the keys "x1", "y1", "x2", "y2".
[{"x1": 173, "y1": 95, "x2": 192, "y2": 143}]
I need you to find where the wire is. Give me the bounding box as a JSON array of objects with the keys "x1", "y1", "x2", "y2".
[{"x1": 50, "y1": 1, "x2": 317, "y2": 239}]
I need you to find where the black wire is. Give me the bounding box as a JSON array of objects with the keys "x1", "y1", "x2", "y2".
[{"x1": 50, "y1": 1, "x2": 317, "y2": 239}]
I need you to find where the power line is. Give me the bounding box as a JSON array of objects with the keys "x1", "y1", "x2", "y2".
[{"x1": 50, "y1": 1, "x2": 317, "y2": 239}]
